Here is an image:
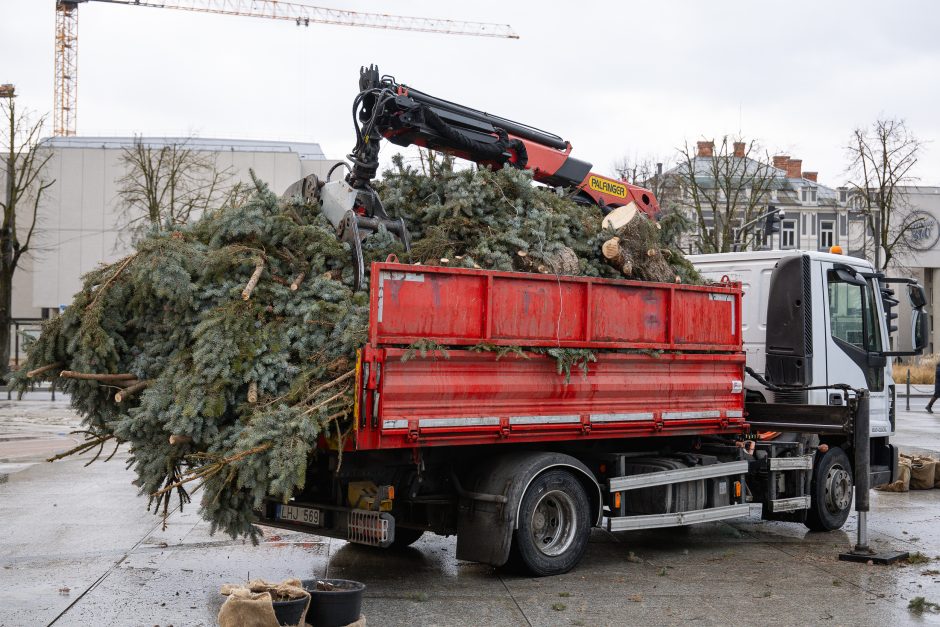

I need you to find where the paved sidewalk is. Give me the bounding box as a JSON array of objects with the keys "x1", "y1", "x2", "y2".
[{"x1": 3, "y1": 402, "x2": 940, "y2": 625}]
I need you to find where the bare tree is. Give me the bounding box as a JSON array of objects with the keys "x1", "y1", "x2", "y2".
[
  {"x1": 612, "y1": 154, "x2": 690, "y2": 247},
  {"x1": 0, "y1": 94, "x2": 53, "y2": 381},
  {"x1": 846, "y1": 118, "x2": 922, "y2": 270},
  {"x1": 672, "y1": 137, "x2": 778, "y2": 253},
  {"x1": 117, "y1": 137, "x2": 234, "y2": 237}
]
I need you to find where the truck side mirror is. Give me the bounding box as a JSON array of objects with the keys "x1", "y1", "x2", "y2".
[{"x1": 909, "y1": 284, "x2": 927, "y2": 309}]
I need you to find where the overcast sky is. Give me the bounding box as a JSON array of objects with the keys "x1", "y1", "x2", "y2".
[{"x1": 3, "y1": 0, "x2": 939, "y2": 188}]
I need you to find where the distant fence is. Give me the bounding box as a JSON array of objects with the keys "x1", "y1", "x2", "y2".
[{"x1": 4, "y1": 317, "x2": 57, "y2": 400}]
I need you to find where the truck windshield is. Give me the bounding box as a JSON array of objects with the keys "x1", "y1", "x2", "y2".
[{"x1": 827, "y1": 274, "x2": 882, "y2": 353}]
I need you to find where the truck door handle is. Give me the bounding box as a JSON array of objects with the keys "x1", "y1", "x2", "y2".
[{"x1": 829, "y1": 393, "x2": 843, "y2": 406}]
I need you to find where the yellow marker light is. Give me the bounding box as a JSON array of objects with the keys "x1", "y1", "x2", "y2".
[
  {"x1": 387, "y1": 485, "x2": 395, "y2": 500},
  {"x1": 614, "y1": 492, "x2": 621, "y2": 509},
  {"x1": 829, "y1": 245, "x2": 843, "y2": 255},
  {"x1": 734, "y1": 481, "x2": 742, "y2": 498}
]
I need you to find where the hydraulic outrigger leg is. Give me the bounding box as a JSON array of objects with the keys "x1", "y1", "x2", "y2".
[{"x1": 838, "y1": 392, "x2": 908, "y2": 565}]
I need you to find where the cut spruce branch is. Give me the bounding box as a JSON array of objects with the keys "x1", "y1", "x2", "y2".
[
  {"x1": 151, "y1": 443, "x2": 273, "y2": 498},
  {"x1": 169, "y1": 434, "x2": 193, "y2": 446},
  {"x1": 46, "y1": 432, "x2": 115, "y2": 463},
  {"x1": 241, "y1": 259, "x2": 265, "y2": 300},
  {"x1": 290, "y1": 271, "x2": 305, "y2": 291},
  {"x1": 86, "y1": 253, "x2": 137, "y2": 311},
  {"x1": 26, "y1": 362, "x2": 63, "y2": 378},
  {"x1": 59, "y1": 371, "x2": 137, "y2": 382},
  {"x1": 115, "y1": 379, "x2": 151, "y2": 402}
]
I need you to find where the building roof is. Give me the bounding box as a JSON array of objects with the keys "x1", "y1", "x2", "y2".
[
  {"x1": 39, "y1": 136, "x2": 327, "y2": 160},
  {"x1": 664, "y1": 154, "x2": 843, "y2": 206}
]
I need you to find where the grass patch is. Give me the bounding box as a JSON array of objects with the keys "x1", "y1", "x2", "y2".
[
  {"x1": 907, "y1": 552, "x2": 932, "y2": 565},
  {"x1": 552, "y1": 602, "x2": 567, "y2": 611},
  {"x1": 909, "y1": 596, "x2": 940, "y2": 614}
]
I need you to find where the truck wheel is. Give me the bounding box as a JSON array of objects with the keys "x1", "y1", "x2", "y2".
[
  {"x1": 805, "y1": 446, "x2": 853, "y2": 532},
  {"x1": 389, "y1": 527, "x2": 424, "y2": 549},
  {"x1": 508, "y1": 470, "x2": 591, "y2": 576}
]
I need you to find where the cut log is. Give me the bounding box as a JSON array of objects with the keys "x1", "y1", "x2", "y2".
[
  {"x1": 115, "y1": 379, "x2": 151, "y2": 403},
  {"x1": 60, "y1": 371, "x2": 136, "y2": 382},
  {"x1": 168, "y1": 434, "x2": 192, "y2": 446},
  {"x1": 248, "y1": 380, "x2": 258, "y2": 404},
  {"x1": 289, "y1": 272, "x2": 305, "y2": 291},
  {"x1": 602, "y1": 237, "x2": 633, "y2": 277},
  {"x1": 26, "y1": 362, "x2": 63, "y2": 378},
  {"x1": 241, "y1": 259, "x2": 265, "y2": 300}
]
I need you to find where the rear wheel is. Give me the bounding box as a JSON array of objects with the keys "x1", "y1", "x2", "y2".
[
  {"x1": 805, "y1": 446, "x2": 853, "y2": 532},
  {"x1": 389, "y1": 527, "x2": 424, "y2": 549},
  {"x1": 507, "y1": 470, "x2": 591, "y2": 576}
]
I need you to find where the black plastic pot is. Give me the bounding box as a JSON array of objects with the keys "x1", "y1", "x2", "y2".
[
  {"x1": 272, "y1": 595, "x2": 310, "y2": 626},
  {"x1": 301, "y1": 579, "x2": 366, "y2": 627}
]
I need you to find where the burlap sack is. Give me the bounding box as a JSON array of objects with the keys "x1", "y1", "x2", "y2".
[
  {"x1": 934, "y1": 460, "x2": 940, "y2": 489},
  {"x1": 875, "y1": 456, "x2": 912, "y2": 492},
  {"x1": 219, "y1": 578, "x2": 310, "y2": 627},
  {"x1": 911, "y1": 456, "x2": 938, "y2": 490},
  {"x1": 218, "y1": 589, "x2": 279, "y2": 627}
]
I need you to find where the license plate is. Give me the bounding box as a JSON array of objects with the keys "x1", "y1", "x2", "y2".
[{"x1": 276, "y1": 504, "x2": 324, "y2": 527}]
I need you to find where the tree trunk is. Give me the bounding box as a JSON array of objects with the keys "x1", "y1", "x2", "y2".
[{"x1": 0, "y1": 267, "x2": 12, "y2": 382}]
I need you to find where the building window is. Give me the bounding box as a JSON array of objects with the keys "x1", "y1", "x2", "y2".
[
  {"x1": 801, "y1": 187, "x2": 818, "y2": 203},
  {"x1": 819, "y1": 220, "x2": 835, "y2": 249},
  {"x1": 839, "y1": 188, "x2": 848, "y2": 203},
  {"x1": 781, "y1": 219, "x2": 796, "y2": 248}
]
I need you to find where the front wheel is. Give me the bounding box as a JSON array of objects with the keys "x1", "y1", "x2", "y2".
[
  {"x1": 507, "y1": 470, "x2": 591, "y2": 576},
  {"x1": 805, "y1": 446, "x2": 853, "y2": 532}
]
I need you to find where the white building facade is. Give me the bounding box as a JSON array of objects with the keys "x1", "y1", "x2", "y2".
[{"x1": 19, "y1": 136, "x2": 339, "y2": 318}]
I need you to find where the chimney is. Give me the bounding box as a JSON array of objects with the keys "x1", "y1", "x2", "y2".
[
  {"x1": 772, "y1": 155, "x2": 790, "y2": 170},
  {"x1": 802, "y1": 171, "x2": 818, "y2": 182},
  {"x1": 786, "y1": 158, "x2": 802, "y2": 179},
  {"x1": 733, "y1": 142, "x2": 746, "y2": 158},
  {"x1": 696, "y1": 141, "x2": 714, "y2": 158}
]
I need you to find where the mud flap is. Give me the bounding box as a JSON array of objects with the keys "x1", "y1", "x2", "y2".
[{"x1": 455, "y1": 452, "x2": 601, "y2": 567}]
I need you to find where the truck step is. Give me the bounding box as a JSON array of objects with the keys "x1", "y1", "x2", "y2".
[
  {"x1": 607, "y1": 503, "x2": 752, "y2": 531},
  {"x1": 768, "y1": 455, "x2": 814, "y2": 471},
  {"x1": 608, "y1": 460, "x2": 749, "y2": 492},
  {"x1": 769, "y1": 496, "x2": 811, "y2": 512}
]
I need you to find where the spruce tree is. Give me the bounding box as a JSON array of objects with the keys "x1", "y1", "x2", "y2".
[{"x1": 18, "y1": 162, "x2": 701, "y2": 539}]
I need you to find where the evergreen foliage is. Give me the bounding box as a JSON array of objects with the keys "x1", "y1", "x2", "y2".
[{"x1": 17, "y1": 161, "x2": 703, "y2": 539}]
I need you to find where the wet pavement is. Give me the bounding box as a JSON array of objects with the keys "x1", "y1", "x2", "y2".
[{"x1": 3, "y1": 399, "x2": 940, "y2": 625}]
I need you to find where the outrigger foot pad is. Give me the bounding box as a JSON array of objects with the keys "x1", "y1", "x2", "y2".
[{"x1": 838, "y1": 549, "x2": 909, "y2": 565}]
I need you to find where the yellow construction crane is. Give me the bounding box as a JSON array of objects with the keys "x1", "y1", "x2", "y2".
[{"x1": 53, "y1": 0, "x2": 519, "y2": 137}]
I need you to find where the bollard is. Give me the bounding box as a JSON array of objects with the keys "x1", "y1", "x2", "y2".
[{"x1": 907, "y1": 368, "x2": 911, "y2": 411}]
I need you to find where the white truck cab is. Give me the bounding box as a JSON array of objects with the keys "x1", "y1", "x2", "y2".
[{"x1": 691, "y1": 249, "x2": 929, "y2": 488}]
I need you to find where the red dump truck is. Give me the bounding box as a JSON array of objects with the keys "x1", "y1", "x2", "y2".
[{"x1": 257, "y1": 255, "x2": 926, "y2": 575}]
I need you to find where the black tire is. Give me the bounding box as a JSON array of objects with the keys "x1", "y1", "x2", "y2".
[
  {"x1": 388, "y1": 527, "x2": 425, "y2": 549},
  {"x1": 805, "y1": 446, "x2": 853, "y2": 532},
  {"x1": 507, "y1": 469, "x2": 591, "y2": 576}
]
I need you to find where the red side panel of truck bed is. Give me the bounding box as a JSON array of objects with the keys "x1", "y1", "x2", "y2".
[{"x1": 350, "y1": 263, "x2": 745, "y2": 451}]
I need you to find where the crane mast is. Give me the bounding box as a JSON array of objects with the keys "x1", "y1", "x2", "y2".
[{"x1": 52, "y1": 0, "x2": 518, "y2": 136}]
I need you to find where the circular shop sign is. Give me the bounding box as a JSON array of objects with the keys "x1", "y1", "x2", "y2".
[{"x1": 906, "y1": 210, "x2": 940, "y2": 251}]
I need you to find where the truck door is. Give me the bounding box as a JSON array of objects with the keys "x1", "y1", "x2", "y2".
[{"x1": 821, "y1": 262, "x2": 890, "y2": 435}]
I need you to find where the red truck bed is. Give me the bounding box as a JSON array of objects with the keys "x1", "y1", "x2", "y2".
[{"x1": 350, "y1": 262, "x2": 746, "y2": 450}]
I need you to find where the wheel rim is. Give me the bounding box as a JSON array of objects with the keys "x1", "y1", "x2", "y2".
[
  {"x1": 823, "y1": 463, "x2": 852, "y2": 515},
  {"x1": 530, "y1": 489, "x2": 578, "y2": 557}
]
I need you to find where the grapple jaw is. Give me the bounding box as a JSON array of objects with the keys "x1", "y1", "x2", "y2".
[{"x1": 282, "y1": 173, "x2": 411, "y2": 291}]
